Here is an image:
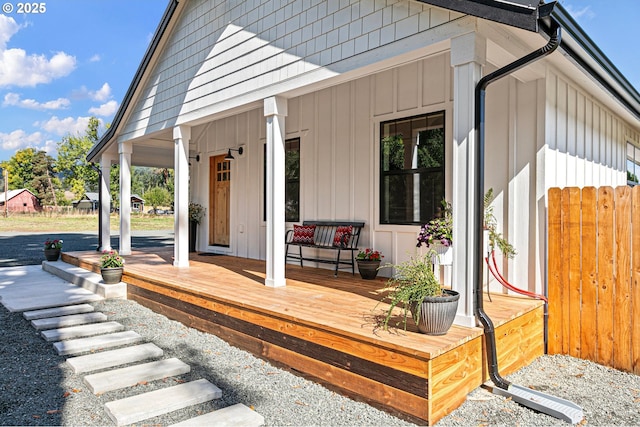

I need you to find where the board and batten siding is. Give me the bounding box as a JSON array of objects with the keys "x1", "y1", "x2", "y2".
[
  {"x1": 121, "y1": 0, "x2": 463, "y2": 142},
  {"x1": 543, "y1": 69, "x2": 630, "y2": 190},
  {"x1": 189, "y1": 52, "x2": 453, "y2": 265}
]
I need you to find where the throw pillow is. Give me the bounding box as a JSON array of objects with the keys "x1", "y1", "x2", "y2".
[
  {"x1": 291, "y1": 224, "x2": 316, "y2": 244},
  {"x1": 332, "y1": 225, "x2": 353, "y2": 248}
]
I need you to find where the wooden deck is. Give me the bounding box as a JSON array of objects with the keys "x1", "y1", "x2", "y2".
[{"x1": 62, "y1": 249, "x2": 545, "y2": 425}]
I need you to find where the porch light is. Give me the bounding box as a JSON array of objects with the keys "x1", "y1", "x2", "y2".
[{"x1": 224, "y1": 147, "x2": 243, "y2": 160}]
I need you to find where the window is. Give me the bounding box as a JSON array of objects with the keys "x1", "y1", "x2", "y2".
[
  {"x1": 380, "y1": 112, "x2": 445, "y2": 225},
  {"x1": 263, "y1": 137, "x2": 300, "y2": 222},
  {"x1": 627, "y1": 142, "x2": 640, "y2": 185}
]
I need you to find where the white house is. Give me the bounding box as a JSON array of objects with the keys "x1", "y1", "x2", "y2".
[{"x1": 87, "y1": 0, "x2": 640, "y2": 328}]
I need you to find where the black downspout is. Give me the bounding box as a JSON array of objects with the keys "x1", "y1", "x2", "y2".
[{"x1": 474, "y1": 23, "x2": 561, "y2": 390}]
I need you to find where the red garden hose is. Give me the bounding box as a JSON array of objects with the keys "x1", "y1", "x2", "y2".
[{"x1": 485, "y1": 251, "x2": 547, "y2": 303}]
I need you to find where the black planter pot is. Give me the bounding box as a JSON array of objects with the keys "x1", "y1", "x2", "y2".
[
  {"x1": 44, "y1": 248, "x2": 60, "y2": 261},
  {"x1": 356, "y1": 260, "x2": 381, "y2": 280},
  {"x1": 411, "y1": 289, "x2": 460, "y2": 335},
  {"x1": 189, "y1": 221, "x2": 197, "y2": 253}
]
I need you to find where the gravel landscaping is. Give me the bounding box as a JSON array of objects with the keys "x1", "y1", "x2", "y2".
[{"x1": 1, "y1": 296, "x2": 640, "y2": 426}]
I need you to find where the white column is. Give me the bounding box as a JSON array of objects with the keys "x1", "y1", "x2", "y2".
[
  {"x1": 99, "y1": 153, "x2": 116, "y2": 252},
  {"x1": 119, "y1": 141, "x2": 132, "y2": 255},
  {"x1": 264, "y1": 96, "x2": 288, "y2": 287},
  {"x1": 450, "y1": 32, "x2": 486, "y2": 327},
  {"x1": 173, "y1": 125, "x2": 191, "y2": 268}
]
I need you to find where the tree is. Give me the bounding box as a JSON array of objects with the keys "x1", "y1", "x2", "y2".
[
  {"x1": 143, "y1": 186, "x2": 170, "y2": 214},
  {"x1": 56, "y1": 117, "x2": 100, "y2": 198}
]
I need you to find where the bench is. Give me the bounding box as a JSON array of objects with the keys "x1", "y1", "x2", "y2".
[{"x1": 285, "y1": 221, "x2": 365, "y2": 276}]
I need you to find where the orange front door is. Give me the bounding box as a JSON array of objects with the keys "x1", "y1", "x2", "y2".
[{"x1": 209, "y1": 155, "x2": 231, "y2": 247}]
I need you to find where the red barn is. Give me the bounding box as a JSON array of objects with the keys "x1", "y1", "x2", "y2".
[{"x1": 0, "y1": 189, "x2": 42, "y2": 213}]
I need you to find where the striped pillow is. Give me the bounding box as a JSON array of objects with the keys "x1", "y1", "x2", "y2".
[{"x1": 291, "y1": 224, "x2": 316, "y2": 244}]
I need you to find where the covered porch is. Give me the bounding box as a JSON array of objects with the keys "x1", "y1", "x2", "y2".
[{"x1": 62, "y1": 248, "x2": 544, "y2": 425}]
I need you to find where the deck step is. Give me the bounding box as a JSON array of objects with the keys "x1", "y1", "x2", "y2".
[
  {"x1": 53, "y1": 331, "x2": 143, "y2": 356},
  {"x1": 41, "y1": 321, "x2": 124, "y2": 342},
  {"x1": 66, "y1": 343, "x2": 164, "y2": 374},
  {"x1": 169, "y1": 403, "x2": 265, "y2": 427},
  {"x1": 104, "y1": 378, "x2": 222, "y2": 426},
  {"x1": 23, "y1": 303, "x2": 95, "y2": 320},
  {"x1": 31, "y1": 312, "x2": 108, "y2": 330},
  {"x1": 83, "y1": 358, "x2": 190, "y2": 394}
]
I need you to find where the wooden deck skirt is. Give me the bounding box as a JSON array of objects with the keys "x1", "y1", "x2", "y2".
[{"x1": 63, "y1": 249, "x2": 544, "y2": 425}]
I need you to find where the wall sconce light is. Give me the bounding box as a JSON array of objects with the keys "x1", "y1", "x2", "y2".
[
  {"x1": 224, "y1": 147, "x2": 243, "y2": 160},
  {"x1": 189, "y1": 154, "x2": 200, "y2": 162}
]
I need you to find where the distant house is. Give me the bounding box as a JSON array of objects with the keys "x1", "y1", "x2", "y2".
[
  {"x1": 74, "y1": 192, "x2": 145, "y2": 213},
  {"x1": 0, "y1": 189, "x2": 42, "y2": 213},
  {"x1": 73, "y1": 192, "x2": 99, "y2": 212},
  {"x1": 131, "y1": 194, "x2": 145, "y2": 212}
]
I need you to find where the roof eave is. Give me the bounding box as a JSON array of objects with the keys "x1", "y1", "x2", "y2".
[
  {"x1": 87, "y1": 0, "x2": 179, "y2": 163},
  {"x1": 415, "y1": 0, "x2": 540, "y2": 32}
]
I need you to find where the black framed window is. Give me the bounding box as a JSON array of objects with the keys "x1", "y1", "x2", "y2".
[
  {"x1": 380, "y1": 112, "x2": 445, "y2": 225},
  {"x1": 263, "y1": 137, "x2": 300, "y2": 222}
]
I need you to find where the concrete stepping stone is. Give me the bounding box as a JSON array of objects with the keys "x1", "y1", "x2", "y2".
[
  {"x1": 169, "y1": 403, "x2": 265, "y2": 426},
  {"x1": 104, "y1": 378, "x2": 222, "y2": 426},
  {"x1": 41, "y1": 321, "x2": 124, "y2": 342},
  {"x1": 31, "y1": 312, "x2": 108, "y2": 330},
  {"x1": 53, "y1": 331, "x2": 143, "y2": 356},
  {"x1": 66, "y1": 343, "x2": 164, "y2": 374},
  {"x1": 83, "y1": 358, "x2": 190, "y2": 394},
  {"x1": 23, "y1": 303, "x2": 95, "y2": 320}
]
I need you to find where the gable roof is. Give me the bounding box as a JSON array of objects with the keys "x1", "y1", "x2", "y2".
[
  {"x1": 87, "y1": 0, "x2": 640, "y2": 163},
  {"x1": 0, "y1": 189, "x2": 36, "y2": 201}
]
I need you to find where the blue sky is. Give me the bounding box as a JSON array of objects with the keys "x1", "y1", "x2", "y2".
[{"x1": 0, "y1": 0, "x2": 638, "y2": 164}]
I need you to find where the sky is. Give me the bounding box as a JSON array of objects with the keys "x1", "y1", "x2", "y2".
[{"x1": 0, "y1": 0, "x2": 639, "y2": 165}]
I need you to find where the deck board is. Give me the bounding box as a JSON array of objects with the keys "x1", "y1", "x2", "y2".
[{"x1": 63, "y1": 248, "x2": 544, "y2": 425}]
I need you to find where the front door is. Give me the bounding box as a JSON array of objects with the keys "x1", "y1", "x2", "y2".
[{"x1": 209, "y1": 155, "x2": 231, "y2": 247}]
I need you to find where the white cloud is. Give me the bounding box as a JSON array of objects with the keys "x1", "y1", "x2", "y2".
[
  {"x1": 0, "y1": 15, "x2": 76, "y2": 87},
  {"x1": 3, "y1": 92, "x2": 70, "y2": 110},
  {"x1": 91, "y1": 82, "x2": 111, "y2": 102},
  {"x1": 564, "y1": 4, "x2": 596, "y2": 20},
  {"x1": 89, "y1": 54, "x2": 101, "y2": 62},
  {"x1": 89, "y1": 100, "x2": 118, "y2": 116},
  {"x1": 0, "y1": 129, "x2": 43, "y2": 150},
  {"x1": 37, "y1": 116, "x2": 98, "y2": 137},
  {"x1": 73, "y1": 82, "x2": 112, "y2": 102}
]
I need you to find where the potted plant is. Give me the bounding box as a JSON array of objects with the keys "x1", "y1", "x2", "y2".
[
  {"x1": 355, "y1": 248, "x2": 383, "y2": 280},
  {"x1": 44, "y1": 238, "x2": 63, "y2": 261},
  {"x1": 189, "y1": 202, "x2": 205, "y2": 252},
  {"x1": 379, "y1": 251, "x2": 459, "y2": 335},
  {"x1": 484, "y1": 188, "x2": 516, "y2": 258},
  {"x1": 100, "y1": 250, "x2": 125, "y2": 284},
  {"x1": 416, "y1": 200, "x2": 453, "y2": 265}
]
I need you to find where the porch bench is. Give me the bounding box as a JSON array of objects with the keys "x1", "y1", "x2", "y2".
[{"x1": 285, "y1": 221, "x2": 365, "y2": 276}]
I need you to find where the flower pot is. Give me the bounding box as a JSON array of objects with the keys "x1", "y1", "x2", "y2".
[
  {"x1": 357, "y1": 259, "x2": 381, "y2": 280},
  {"x1": 430, "y1": 244, "x2": 453, "y2": 266},
  {"x1": 44, "y1": 248, "x2": 60, "y2": 261},
  {"x1": 411, "y1": 289, "x2": 459, "y2": 335},
  {"x1": 101, "y1": 267, "x2": 123, "y2": 284}
]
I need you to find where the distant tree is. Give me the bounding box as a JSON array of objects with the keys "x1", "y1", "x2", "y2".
[
  {"x1": 0, "y1": 148, "x2": 64, "y2": 206},
  {"x1": 56, "y1": 117, "x2": 100, "y2": 198},
  {"x1": 143, "y1": 186, "x2": 170, "y2": 214}
]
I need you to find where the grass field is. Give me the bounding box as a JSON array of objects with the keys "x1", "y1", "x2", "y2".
[{"x1": 0, "y1": 213, "x2": 174, "y2": 233}]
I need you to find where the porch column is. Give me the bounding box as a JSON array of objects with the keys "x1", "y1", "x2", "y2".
[
  {"x1": 450, "y1": 32, "x2": 486, "y2": 327},
  {"x1": 99, "y1": 153, "x2": 117, "y2": 252},
  {"x1": 173, "y1": 125, "x2": 191, "y2": 268},
  {"x1": 264, "y1": 96, "x2": 288, "y2": 287},
  {"x1": 119, "y1": 141, "x2": 133, "y2": 255}
]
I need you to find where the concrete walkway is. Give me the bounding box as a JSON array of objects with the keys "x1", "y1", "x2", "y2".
[{"x1": 0, "y1": 263, "x2": 264, "y2": 427}]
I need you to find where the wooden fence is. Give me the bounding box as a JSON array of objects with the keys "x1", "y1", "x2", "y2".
[{"x1": 548, "y1": 186, "x2": 640, "y2": 374}]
